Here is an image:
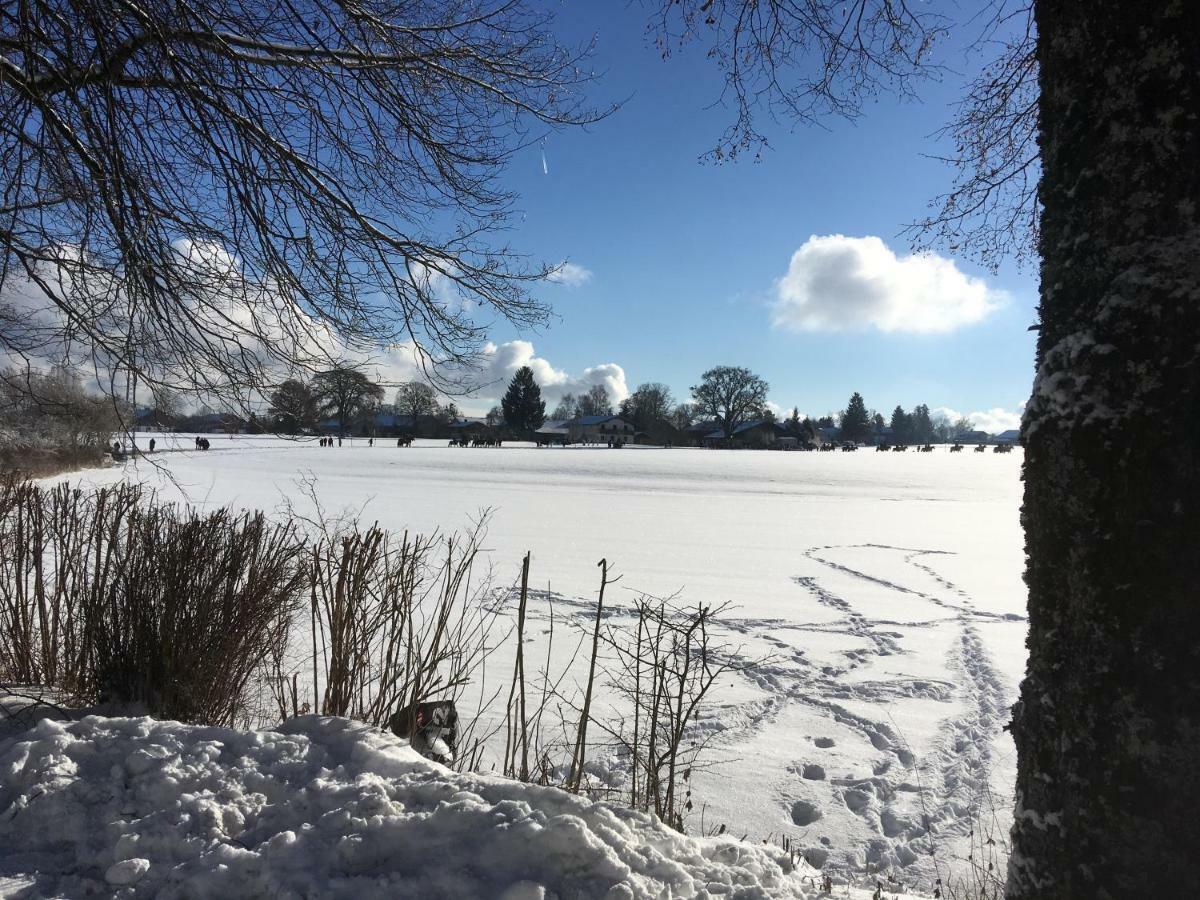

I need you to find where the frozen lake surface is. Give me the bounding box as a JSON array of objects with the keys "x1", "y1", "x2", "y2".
[{"x1": 84, "y1": 435, "x2": 1027, "y2": 889}]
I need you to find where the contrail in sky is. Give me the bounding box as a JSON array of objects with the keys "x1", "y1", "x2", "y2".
[{"x1": 541, "y1": 143, "x2": 549, "y2": 175}]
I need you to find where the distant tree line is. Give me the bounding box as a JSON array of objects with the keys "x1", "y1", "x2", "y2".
[
  {"x1": 264, "y1": 367, "x2": 460, "y2": 437},
  {"x1": 162, "y1": 362, "x2": 988, "y2": 448},
  {"x1": 0, "y1": 367, "x2": 128, "y2": 475}
]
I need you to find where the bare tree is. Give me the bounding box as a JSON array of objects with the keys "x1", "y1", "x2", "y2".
[
  {"x1": 550, "y1": 393, "x2": 579, "y2": 421},
  {"x1": 619, "y1": 382, "x2": 674, "y2": 431},
  {"x1": 312, "y1": 367, "x2": 383, "y2": 436},
  {"x1": 649, "y1": 0, "x2": 945, "y2": 161},
  {"x1": 0, "y1": 0, "x2": 606, "y2": 415},
  {"x1": 267, "y1": 379, "x2": 318, "y2": 435},
  {"x1": 575, "y1": 384, "x2": 612, "y2": 418},
  {"x1": 651, "y1": 1, "x2": 1039, "y2": 267},
  {"x1": 690, "y1": 366, "x2": 767, "y2": 439},
  {"x1": 669, "y1": 403, "x2": 695, "y2": 431},
  {"x1": 0, "y1": 365, "x2": 125, "y2": 471},
  {"x1": 395, "y1": 381, "x2": 439, "y2": 432},
  {"x1": 908, "y1": 2, "x2": 1039, "y2": 269}
]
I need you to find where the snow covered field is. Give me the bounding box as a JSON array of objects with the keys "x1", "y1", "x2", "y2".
[{"x1": 60, "y1": 435, "x2": 1027, "y2": 891}]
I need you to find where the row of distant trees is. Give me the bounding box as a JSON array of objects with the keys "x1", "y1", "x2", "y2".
[
  {"x1": 500, "y1": 364, "x2": 774, "y2": 438},
  {"x1": 0, "y1": 367, "x2": 129, "y2": 474},
  {"x1": 146, "y1": 363, "x2": 979, "y2": 445},
  {"x1": 264, "y1": 370, "x2": 463, "y2": 436},
  {"x1": 836, "y1": 392, "x2": 975, "y2": 444}
]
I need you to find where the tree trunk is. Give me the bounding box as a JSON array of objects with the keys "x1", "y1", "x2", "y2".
[{"x1": 1010, "y1": 3, "x2": 1200, "y2": 897}]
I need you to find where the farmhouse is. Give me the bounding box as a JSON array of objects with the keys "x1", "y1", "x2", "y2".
[
  {"x1": 569, "y1": 415, "x2": 635, "y2": 445},
  {"x1": 954, "y1": 429, "x2": 992, "y2": 444},
  {"x1": 534, "y1": 419, "x2": 571, "y2": 443},
  {"x1": 701, "y1": 419, "x2": 788, "y2": 448}
]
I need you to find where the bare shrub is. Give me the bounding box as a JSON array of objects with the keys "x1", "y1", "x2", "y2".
[
  {"x1": 292, "y1": 509, "x2": 498, "y2": 742},
  {"x1": 0, "y1": 368, "x2": 125, "y2": 476},
  {"x1": 0, "y1": 479, "x2": 305, "y2": 725},
  {"x1": 494, "y1": 556, "x2": 746, "y2": 833},
  {"x1": 604, "y1": 596, "x2": 742, "y2": 829}
]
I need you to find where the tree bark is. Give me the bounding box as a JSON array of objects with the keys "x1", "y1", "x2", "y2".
[{"x1": 1010, "y1": 3, "x2": 1200, "y2": 897}]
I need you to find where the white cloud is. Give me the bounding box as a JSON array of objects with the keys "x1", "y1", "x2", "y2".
[
  {"x1": 546, "y1": 262, "x2": 593, "y2": 288},
  {"x1": 1, "y1": 242, "x2": 623, "y2": 418},
  {"x1": 465, "y1": 340, "x2": 628, "y2": 411},
  {"x1": 772, "y1": 235, "x2": 1004, "y2": 334},
  {"x1": 932, "y1": 405, "x2": 1023, "y2": 435}
]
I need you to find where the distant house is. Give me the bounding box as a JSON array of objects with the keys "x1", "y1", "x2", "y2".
[
  {"x1": 568, "y1": 415, "x2": 635, "y2": 445},
  {"x1": 817, "y1": 426, "x2": 841, "y2": 446},
  {"x1": 448, "y1": 418, "x2": 491, "y2": 437},
  {"x1": 534, "y1": 419, "x2": 571, "y2": 443},
  {"x1": 702, "y1": 419, "x2": 787, "y2": 448},
  {"x1": 635, "y1": 420, "x2": 684, "y2": 446},
  {"x1": 955, "y1": 430, "x2": 992, "y2": 444},
  {"x1": 368, "y1": 413, "x2": 443, "y2": 437},
  {"x1": 994, "y1": 429, "x2": 1020, "y2": 444},
  {"x1": 685, "y1": 420, "x2": 721, "y2": 446},
  {"x1": 869, "y1": 424, "x2": 893, "y2": 446}
]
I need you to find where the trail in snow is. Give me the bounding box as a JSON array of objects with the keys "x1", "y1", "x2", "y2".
[{"x1": 498, "y1": 541, "x2": 1017, "y2": 891}]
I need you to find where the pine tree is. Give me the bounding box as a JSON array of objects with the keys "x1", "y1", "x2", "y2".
[
  {"x1": 889, "y1": 405, "x2": 912, "y2": 444},
  {"x1": 911, "y1": 404, "x2": 934, "y2": 444},
  {"x1": 840, "y1": 392, "x2": 870, "y2": 443},
  {"x1": 501, "y1": 366, "x2": 546, "y2": 431}
]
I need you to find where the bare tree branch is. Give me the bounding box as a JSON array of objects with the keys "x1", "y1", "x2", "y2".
[
  {"x1": 0, "y1": 0, "x2": 609, "y2": 415},
  {"x1": 648, "y1": 0, "x2": 947, "y2": 161}
]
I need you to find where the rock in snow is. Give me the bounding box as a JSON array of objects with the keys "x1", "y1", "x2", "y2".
[{"x1": 0, "y1": 715, "x2": 826, "y2": 898}]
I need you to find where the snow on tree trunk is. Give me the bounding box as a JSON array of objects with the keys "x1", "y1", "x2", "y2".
[{"x1": 1010, "y1": 3, "x2": 1200, "y2": 897}]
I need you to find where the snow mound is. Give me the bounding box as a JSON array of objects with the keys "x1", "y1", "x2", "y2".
[{"x1": 0, "y1": 715, "x2": 819, "y2": 899}]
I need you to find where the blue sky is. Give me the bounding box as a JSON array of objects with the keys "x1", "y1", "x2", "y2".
[{"x1": 465, "y1": 1, "x2": 1038, "y2": 430}]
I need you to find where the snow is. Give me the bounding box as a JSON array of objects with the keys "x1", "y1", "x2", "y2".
[
  {"x1": 0, "y1": 714, "x2": 853, "y2": 898},
  {"x1": 42, "y1": 435, "x2": 1027, "y2": 892}
]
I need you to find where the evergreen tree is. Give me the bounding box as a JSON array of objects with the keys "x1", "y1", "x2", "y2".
[
  {"x1": 840, "y1": 392, "x2": 871, "y2": 443},
  {"x1": 889, "y1": 405, "x2": 912, "y2": 444},
  {"x1": 911, "y1": 404, "x2": 934, "y2": 443},
  {"x1": 786, "y1": 406, "x2": 801, "y2": 433},
  {"x1": 501, "y1": 366, "x2": 546, "y2": 431}
]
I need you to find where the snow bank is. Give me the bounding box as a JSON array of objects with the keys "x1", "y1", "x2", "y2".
[{"x1": 0, "y1": 715, "x2": 823, "y2": 899}]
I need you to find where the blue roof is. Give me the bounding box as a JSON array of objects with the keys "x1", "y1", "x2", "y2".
[
  {"x1": 702, "y1": 420, "x2": 782, "y2": 440},
  {"x1": 731, "y1": 419, "x2": 778, "y2": 435},
  {"x1": 572, "y1": 414, "x2": 622, "y2": 426}
]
